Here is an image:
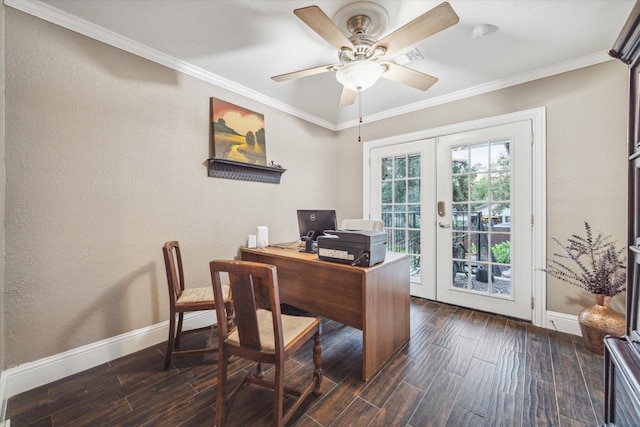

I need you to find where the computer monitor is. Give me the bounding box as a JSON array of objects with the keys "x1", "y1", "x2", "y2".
[{"x1": 296, "y1": 209, "x2": 337, "y2": 242}]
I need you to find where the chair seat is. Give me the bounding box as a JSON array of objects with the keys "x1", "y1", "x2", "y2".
[
  {"x1": 227, "y1": 308, "x2": 318, "y2": 352},
  {"x1": 176, "y1": 284, "x2": 230, "y2": 305}
]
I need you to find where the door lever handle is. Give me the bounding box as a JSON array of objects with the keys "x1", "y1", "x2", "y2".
[{"x1": 438, "y1": 221, "x2": 451, "y2": 228}]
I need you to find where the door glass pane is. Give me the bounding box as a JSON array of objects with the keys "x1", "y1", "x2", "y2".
[
  {"x1": 408, "y1": 230, "x2": 421, "y2": 277},
  {"x1": 470, "y1": 143, "x2": 490, "y2": 172},
  {"x1": 382, "y1": 158, "x2": 393, "y2": 180},
  {"x1": 491, "y1": 143, "x2": 510, "y2": 170},
  {"x1": 382, "y1": 204, "x2": 392, "y2": 228},
  {"x1": 394, "y1": 204, "x2": 406, "y2": 228},
  {"x1": 449, "y1": 140, "x2": 512, "y2": 298},
  {"x1": 408, "y1": 154, "x2": 421, "y2": 177},
  {"x1": 408, "y1": 179, "x2": 420, "y2": 203},
  {"x1": 394, "y1": 157, "x2": 407, "y2": 178},
  {"x1": 393, "y1": 229, "x2": 406, "y2": 252},
  {"x1": 408, "y1": 204, "x2": 421, "y2": 228},
  {"x1": 452, "y1": 147, "x2": 469, "y2": 173},
  {"x1": 473, "y1": 232, "x2": 490, "y2": 262},
  {"x1": 490, "y1": 203, "x2": 511, "y2": 228},
  {"x1": 452, "y1": 175, "x2": 469, "y2": 202},
  {"x1": 470, "y1": 172, "x2": 489, "y2": 202},
  {"x1": 452, "y1": 210, "x2": 468, "y2": 228},
  {"x1": 491, "y1": 172, "x2": 510, "y2": 201},
  {"x1": 381, "y1": 182, "x2": 392, "y2": 203},
  {"x1": 381, "y1": 153, "x2": 422, "y2": 282},
  {"x1": 394, "y1": 180, "x2": 407, "y2": 203}
]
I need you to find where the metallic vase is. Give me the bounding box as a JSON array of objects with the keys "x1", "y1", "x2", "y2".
[{"x1": 578, "y1": 294, "x2": 625, "y2": 355}]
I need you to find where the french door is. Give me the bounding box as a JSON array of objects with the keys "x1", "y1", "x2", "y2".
[
  {"x1": 436, "y1": 121, "x2": 532, "y2": 319},
  {"x1": 370, "y1": 140, "x2": 436, "y2": 299},
  {"x1": 370, "y1": 121, "x2": 533, "y2": 320}
]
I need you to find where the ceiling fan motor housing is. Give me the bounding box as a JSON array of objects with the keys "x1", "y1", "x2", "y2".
[{"x1": 341, "y1": 14, "x2": 385, "y2": 62}]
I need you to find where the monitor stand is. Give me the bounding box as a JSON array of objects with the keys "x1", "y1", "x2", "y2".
[{"x1": 300, "y1": 236, "x2": 316, "y2": 253}]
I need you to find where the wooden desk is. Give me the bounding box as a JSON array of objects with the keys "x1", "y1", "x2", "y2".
[{"x1": 241, "y1": 246, "x2": 410, "y2": 380}]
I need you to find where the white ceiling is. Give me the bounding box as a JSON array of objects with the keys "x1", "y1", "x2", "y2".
[{"x1": 7, "y1": 0, "x2": 636, "y2": 129}]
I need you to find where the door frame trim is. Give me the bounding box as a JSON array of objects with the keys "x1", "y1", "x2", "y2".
[{"x1": 363, "y1": 107, "x2": 547, "y2": 327}]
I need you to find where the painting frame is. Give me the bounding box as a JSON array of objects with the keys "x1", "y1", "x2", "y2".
[{"x1": 210, "y1": 97, "x2": 267, "y2": 166}]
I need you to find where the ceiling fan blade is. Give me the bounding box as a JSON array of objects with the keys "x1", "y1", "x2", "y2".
[
  {"x1": 294, "y1": 6, "x2": 355, "y2": 52},
  {"x1": 271, "y1": 64, "x2": 335, "y2": 82},
  {"x1": 382, "y1": 62, "x2": 438, "y2": 91},
  {"x1": 374, "y1": 2, "x2": 459, "y2": 57},
  {"x1": 339, "y1": 87, "x2": 358, "y2": 107}
]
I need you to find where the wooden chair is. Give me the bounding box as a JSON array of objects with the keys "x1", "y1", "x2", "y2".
[
  {"x1": 162, "y1": 241, "x2": 233, "y2": 369},
  {"x1": 210, "y1": 260, "x2": 322, "y2": 427}
]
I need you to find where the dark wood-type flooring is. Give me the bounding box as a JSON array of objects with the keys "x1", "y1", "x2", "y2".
[{"x1": 6, "y1": 298, "x2": 605, "y2": 426}]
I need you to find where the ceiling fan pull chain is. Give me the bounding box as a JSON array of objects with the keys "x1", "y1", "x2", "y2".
[{"x1": 358, "y1": 89, "x2": 362, "y2": 143}]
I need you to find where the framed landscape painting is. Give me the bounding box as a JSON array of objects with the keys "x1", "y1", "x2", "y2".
[{"x1": 210, "y1": 97, "x2": 267, "y2": 166}]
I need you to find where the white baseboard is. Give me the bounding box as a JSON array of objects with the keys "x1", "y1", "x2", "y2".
[
  {"x1": 0, "y1": 311, "x2": 215, "y2": 412},
  {"x1": 545, "y1": 310, "x2": 581, "y2": 336}
]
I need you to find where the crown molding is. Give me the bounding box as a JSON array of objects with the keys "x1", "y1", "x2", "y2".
[
  {"x1": 4, "y1": 0, "x2": 337, "y2": 131},
  {"x1": 335, "y1": 51, "x2": 614, "y2": 130},
  {"x1": 6, "y1": 0, "x2": 612, "y2": 133}
]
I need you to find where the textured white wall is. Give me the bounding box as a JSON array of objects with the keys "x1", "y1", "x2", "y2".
[
  {"x1": 4, "y1": 9, "x2": 335, "y2": 368},
  {"x1": 335, "y1": 60, "x2": 628, "y2": 317}
]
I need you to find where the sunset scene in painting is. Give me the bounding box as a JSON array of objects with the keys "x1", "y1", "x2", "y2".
[{"x1": 210, "y1": 97, "x2": 267, "y2": 165}]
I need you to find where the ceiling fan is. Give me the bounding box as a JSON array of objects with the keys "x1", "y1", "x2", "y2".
[{"x1": 272, "y1": 1, "x2": 459, "y2": 107}]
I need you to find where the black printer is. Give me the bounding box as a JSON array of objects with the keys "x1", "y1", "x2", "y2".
[{"x1": 317, "y1": 230, "x2": 387, "y2": 266}]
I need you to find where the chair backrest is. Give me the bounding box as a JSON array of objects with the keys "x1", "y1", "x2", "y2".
[
  {"x1": 340, "y1": 219, "x2": 384, "y2": 231},
  {"x1": 210, "y1": 260, "x2": 284, "y2": 353},
  {"x1": 162, "y1": 241, "x2": 185, "y2": 304}
]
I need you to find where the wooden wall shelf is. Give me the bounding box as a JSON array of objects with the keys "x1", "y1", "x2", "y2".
[{"x1": 207, "y1": 158, "x2": 286, "y2": 184}]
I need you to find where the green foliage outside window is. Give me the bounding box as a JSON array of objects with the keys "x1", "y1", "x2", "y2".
[{"x1": 491, "y1": 240, "x2": 511, "y2": 264}]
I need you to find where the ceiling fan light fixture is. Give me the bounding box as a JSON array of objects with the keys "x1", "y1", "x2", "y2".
[{"x1": 336, "y1": 61, "x2": 383, "y2": 91}]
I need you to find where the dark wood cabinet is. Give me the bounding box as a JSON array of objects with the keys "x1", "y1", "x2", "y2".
[{"x1": 605, "y1": 2, "x2": 640, "y2": 425}]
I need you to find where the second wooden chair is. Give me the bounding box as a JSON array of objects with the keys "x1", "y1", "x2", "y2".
[
  {"x1": 210, "y1": 259, "x2": 323, "y2": 427},
  {"x1": 162, "y1": 241, "x2": 233, "y2": 369}
]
